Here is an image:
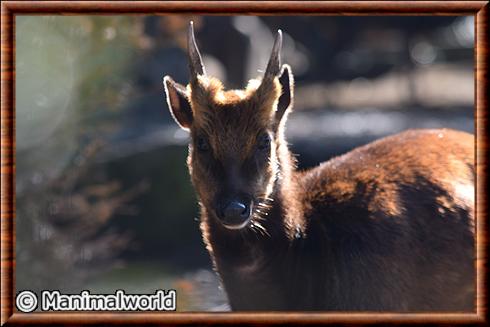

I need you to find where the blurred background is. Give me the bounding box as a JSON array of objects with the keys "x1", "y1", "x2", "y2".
[{"x1": 15, "y1": 16, "x2": 474, "y2": 311}]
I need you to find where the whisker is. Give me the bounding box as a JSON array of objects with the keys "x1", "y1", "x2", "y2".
[
  {"x1": 253, "y1": 220, "x2": 270, "y2": 237},
  {"x1": 253, "y1": 209, "x2": 267, "y2": 220},
  {"x1": 249, "y1": 223, "x2": 261, "y2": 237}
]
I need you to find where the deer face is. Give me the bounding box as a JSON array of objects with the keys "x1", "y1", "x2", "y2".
[{"x1": 164, "y1": 23, "x2": 293, "y2": 230}]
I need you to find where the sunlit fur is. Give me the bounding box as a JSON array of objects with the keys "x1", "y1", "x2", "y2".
[{"x1": 187, "y1": 75, "x2": 284, "y2": 235}]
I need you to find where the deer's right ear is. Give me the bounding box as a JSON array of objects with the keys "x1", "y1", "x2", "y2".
[{"x1": 164, "y1": 76, "x2": 193, "y2": 131}]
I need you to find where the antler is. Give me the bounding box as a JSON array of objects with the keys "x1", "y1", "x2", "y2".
[
  {"x1": 188, "y1": 21, "x2": 206, "y2": 80},
  {"x1": 262, "y1": 30, "x2": 283, "y2": 81}
]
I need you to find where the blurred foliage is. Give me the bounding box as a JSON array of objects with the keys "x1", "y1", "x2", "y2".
[
  {"x1": 16, "y1": 16, "x2": 142, "y2": 184},
  {"x1": 16, "y1": 140, "x2": 147, "y2": 293},
  {"x1": 16, "y1": 16, "x2": 146, "y2": 293}
]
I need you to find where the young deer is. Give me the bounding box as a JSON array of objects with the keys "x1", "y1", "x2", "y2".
[{"x1": 163, "y1": 23, "x2": 475, "y2": 311}]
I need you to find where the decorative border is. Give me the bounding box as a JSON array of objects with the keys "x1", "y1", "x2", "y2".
[{"x1": 1, "y1": 1, "x2": 488, "y2": 325}]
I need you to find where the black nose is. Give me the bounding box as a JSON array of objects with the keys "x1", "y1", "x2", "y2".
[{"x1": 218, "y1": 200, "x2": 251, "y2": 227}]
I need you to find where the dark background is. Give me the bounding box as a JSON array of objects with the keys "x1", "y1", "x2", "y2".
[{"x1": 15, "y1": 15, "x2": 474, "y2": 311}]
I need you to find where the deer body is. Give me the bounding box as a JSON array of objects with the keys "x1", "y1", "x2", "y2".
[
  {"x1": 205, "y1": 129, "x2": 474, "y2": 311},
  {"x1": 164, "y1": 23, "x2": 474, "y2": 311}
]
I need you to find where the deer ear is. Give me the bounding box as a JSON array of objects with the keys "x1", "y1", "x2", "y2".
[
  {"x1": 275, "y1": 64, "x2": 294, "y2": 126},
  {"x1": 164, "y1": 76, "x2": 193, "y2": 131}
]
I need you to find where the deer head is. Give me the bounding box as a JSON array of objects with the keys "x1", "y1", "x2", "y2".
[{"x1": 164, "y1": 22, "x2": 294, "y2": 230}]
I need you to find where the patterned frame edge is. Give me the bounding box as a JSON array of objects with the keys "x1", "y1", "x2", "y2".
[{"x1": 1, "y1": 1, "x2": 487, "y2": 325}]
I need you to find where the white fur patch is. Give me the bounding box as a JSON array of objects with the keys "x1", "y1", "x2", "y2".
[{"x1": 453, "y1": 182, "x2": 474, "y2": 207}]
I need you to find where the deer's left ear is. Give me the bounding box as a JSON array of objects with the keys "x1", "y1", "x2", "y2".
[
  {"x1": 275, "y1": 64, "x2": 294, "y2": 127},
  {"x1": 164, "y1": 76, "x2": 193, "y2": 131}
]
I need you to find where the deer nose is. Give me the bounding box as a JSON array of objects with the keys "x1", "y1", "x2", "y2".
[{"x1": 218, "y1": 200, "x2": 252, "y2": 229}]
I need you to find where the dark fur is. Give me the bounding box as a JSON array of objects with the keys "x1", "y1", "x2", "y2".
[
  {"x1": 164, "y1": 32, "x2": 474, "y2": 311},
  {"x1": 200, "y1": 130, "x2": 475, "y2": 311}
]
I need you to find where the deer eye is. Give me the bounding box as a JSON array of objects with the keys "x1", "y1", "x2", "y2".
[
  {"x1": 196, "y1": 136, "x2": 210, "y2": 152},
  {"x1": 257, "y1": 133, "x2": 271, "y2": 151}
]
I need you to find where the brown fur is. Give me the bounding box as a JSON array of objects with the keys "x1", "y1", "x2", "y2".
[{"x1": 164, "y1": 50, "x2": 474, "y2": 311}]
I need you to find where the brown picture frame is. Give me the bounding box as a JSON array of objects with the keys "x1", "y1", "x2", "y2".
[{"x1": 1, "y1": 1, "x2": 488, "y2": 325}]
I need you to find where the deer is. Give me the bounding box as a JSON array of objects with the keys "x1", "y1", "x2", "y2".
[{"x1": 163, "y1": 22, "x2": 475, "y2": 311}]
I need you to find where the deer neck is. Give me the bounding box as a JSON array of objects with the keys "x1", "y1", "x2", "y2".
[{"x1": 200, "y1": 139, "x2": 302, "y2": 269}]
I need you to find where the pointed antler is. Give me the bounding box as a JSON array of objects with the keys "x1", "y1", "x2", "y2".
[
  {"x1": 188, "y1": 21, "x2": 206, "y2": 81},
  {"x1": 262, "y1": 30, "x2": 283, "y2": 81}
]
